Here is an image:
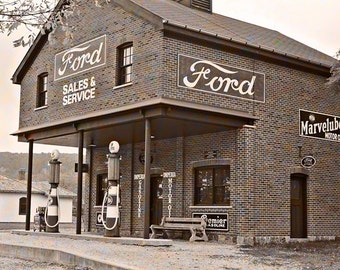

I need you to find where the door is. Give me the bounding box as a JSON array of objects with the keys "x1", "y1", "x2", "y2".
[
  {"x1": 291, "y1": 175, "x2": 307, "y2": 238},
  {"x1": 150, "y1": 176, "x2": 163, "y2": 226}
]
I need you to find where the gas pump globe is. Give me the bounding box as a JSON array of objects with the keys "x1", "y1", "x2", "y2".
[
  {"x1": 45, "y1": 149, "x2": 61, "y2": 233},
  {"x1": 101, "y1": 141, "x2": 121, "y2": 237},
  {"x1": 49, "y1": 150, "x2": 61, "y2": 184}
]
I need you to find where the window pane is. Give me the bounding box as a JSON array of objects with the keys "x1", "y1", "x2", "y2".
[
  {"x1": 126, "y1": 74, "x2": 131, "y2": 83},
  {"x1": 37, "y1": 73, "x2": 48, "y2": 107},
  {"x1": 19, "y1": 197, "x2": 26, "y2": 215},
  {"x1": 214, "y1": 186, "x2": 230, "y2": 204},
  {"x1": 118, "y1": 43, "x2": 133, "y2": 85},
  {"x1": 214, "y1": 167, "x2": 230, "y2": 186},
  {"x1": 196, "y1": 168, "x2": 213, "y2": 187},
  {"x1": 195, "y1": 166, "x2": 230, "y2": 206},
  {"x1": 196, "y1": 186, "x2": 213, "y2": 204}
]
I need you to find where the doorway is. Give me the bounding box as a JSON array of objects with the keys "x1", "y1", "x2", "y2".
[
  {"x1": 150, "y1": 176, "x2": 163, "y2": 226},
  {"x1": 290, "y1": 174, "x2": 307, "y2": 238}
]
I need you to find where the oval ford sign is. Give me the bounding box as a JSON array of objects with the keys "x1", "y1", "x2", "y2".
[{"x1": 301, "y1": 156, "x2": 316, "y2": 168}]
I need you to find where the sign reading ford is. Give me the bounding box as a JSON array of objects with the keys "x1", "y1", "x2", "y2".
[
  {"x1": 55, "y1": 35, "x2": 106, "y2": 81},
  {"x1": 178, "y1": 55, "x2": 265, "y2": 102},
  {"x1": 301, "y1": 156, "x2": 316, "y2": 168},
  {"x1": 299, "y1": 109, "x2": 340, "y2": 142}
]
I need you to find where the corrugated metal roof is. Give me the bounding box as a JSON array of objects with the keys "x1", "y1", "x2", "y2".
[{"x1": 130, "y1": 0, "x2": 335, "y2": 67}]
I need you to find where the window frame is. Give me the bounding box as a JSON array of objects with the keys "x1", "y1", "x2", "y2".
[
  {"x1": 19, "y1": 197, "x2": 27, "y2": 215},
  {"x1": 96, "y1": 173, "x2": 108, "y2": 205},
  {"x1": 117, "y1": 42, "x2": 133, "y2": 86},
  {"x1": 194, "y1": 165, "x2": 231, "y2": 206},
  {"x1": 37, "y1": 72, "x2": 48, "y2": 108}
]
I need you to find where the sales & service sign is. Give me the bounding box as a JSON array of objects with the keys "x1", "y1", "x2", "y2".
[
  {"x1": 299, "y1": 109, "x2": 340, "y2": 142},
  {"x1": 178, "y1": 55, "x2": 265, "y2": 102},
  {"x1": 54, "y1": 35, "x2": 106, "y2": 106}
]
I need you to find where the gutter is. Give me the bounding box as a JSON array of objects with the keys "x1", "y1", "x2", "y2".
[{"x1": 162, "y1": 19, "x2": 333, "y2": 73}]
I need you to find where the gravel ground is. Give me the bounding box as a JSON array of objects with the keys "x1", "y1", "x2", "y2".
[
  {"x1": 0, "y1": 256, "x2": 74, "y2": 270},
  {"x1": 0, "y1": 231, "x2": 339, "y2": 270}
]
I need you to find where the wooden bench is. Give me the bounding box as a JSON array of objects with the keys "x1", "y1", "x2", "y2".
[{"x1": 150, "y1": 217, "x2": 208, "y2": 242}]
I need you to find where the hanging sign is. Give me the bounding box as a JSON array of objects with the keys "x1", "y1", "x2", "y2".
[
  {"x1": 55, "y1": 35, "x2": 107, "y2": 81},
  {"x1": 163, "y1": 172, "x2": 176, "y2": 217},
  {"x1": 134, "y1": 174, "x2": 144, "y2": 218},
  {"x1": 301, "y1": 156, "x2": 316, "y2": 169},
  {"x1": 299, "y1": 109, "x2": 340, "y2": 142},
  {"x1": 178, "y1": 54, "x2": 265, "y2": 102}
]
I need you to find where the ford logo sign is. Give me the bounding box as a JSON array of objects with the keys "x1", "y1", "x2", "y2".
[{"x1": 301, "y1": 156, "x2": 316, "y2": 168}]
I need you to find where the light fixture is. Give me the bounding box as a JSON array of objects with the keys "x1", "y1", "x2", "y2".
[
  {"x1": 88, "y1": 139, "x2": 96, "y2": 148},
  {"x1": 297, "y1": 142, "x2": 303, "y2": 158}
]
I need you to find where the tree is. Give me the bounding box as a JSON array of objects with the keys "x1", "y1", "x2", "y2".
[
  {"x1": 326, "y1": 49, "x2": 340, "y2": 93},
  {"x1": 0, "y1": 0, "x2": 108, "y2": 47}
]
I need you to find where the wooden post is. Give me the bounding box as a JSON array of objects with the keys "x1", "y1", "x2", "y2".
[
  {"x1": 25, "y1": 140, "x2": 34, "y2": 231},
  {"x1": 76, "y1": 130, "x2": 84, "y2": 234},
  {"x1": 143, "y1": 118, "x2": 151, "y2": 239}
]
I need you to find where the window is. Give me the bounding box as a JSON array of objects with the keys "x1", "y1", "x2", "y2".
[
  {"x1": 37, "y1": 73, "x2": 48, "y2": 107},
  {"x1": 117, "y1": 43, "x2": 133, "y2": 85},
  {"x1": 195, "y1": 166, "x2": 230, "y2": 206},
  {"x1": 19, "y1": 197, "x2": 27, "y2": 215},
  {"x1": 96, "y1": 173, "x2": 108, "y2": 205}
]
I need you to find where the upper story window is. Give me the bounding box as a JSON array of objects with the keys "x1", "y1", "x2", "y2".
[
  {"x1": 37, "y1": 73, "x2": 48, "y2": 107},
  {"x1": 19, "y1": 197, "x2": 26, "y2": 215},
  {"x1": 117, "y1": 43, "x2": 133, "y2": 86},
  {"x1": 194, "y1": 166, "x2": 231, "y2": 206}
]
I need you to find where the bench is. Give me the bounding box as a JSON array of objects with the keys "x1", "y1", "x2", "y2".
[{"x1": 150, "y1": 217, "x2": 208, "y2": 242}]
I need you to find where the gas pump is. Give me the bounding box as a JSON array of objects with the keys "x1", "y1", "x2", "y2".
[
  {"x1": 101, "y1": 141, "x2": 120, "y2": 237},
  {"x1": 45, "y1": 149, "x2": 61, "y2": 233}
]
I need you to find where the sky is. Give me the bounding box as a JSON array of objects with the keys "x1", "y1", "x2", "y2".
[{"x1": 0, "y1": 0, "x2": 339, "y2": 154}]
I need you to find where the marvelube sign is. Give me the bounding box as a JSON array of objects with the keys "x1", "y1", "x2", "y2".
[
  {"x1": 299, "y1": 109, "x2": 340, "y2": 142},
  {"x1": 54, "y1": 35, "x2": 107, "y2": 81},
  {"x1": 178, "y1": 54, "x2": 265, "y2": 102}
]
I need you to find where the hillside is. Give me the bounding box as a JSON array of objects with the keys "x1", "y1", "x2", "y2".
[{"x1": 0, "y1": 152, "x2": 79, "y2": 193}]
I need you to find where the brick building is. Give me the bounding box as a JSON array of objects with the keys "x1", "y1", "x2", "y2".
[{"x1": 11, "y1": 0, "x2": 339, "y2": 244}]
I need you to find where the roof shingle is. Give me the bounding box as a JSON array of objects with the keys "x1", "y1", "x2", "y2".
[{"x1": 130, "y1": 0, "x2": 335, "y2": 67}]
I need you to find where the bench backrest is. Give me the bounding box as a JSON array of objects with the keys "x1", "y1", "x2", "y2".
[{"x1": 161, "y1": 217, "x2": 206, "y2": 228}]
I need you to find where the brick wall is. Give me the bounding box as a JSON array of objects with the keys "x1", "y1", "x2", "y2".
[{"x1": 17, "y1": 1, "x2": 339, "y2": 241}]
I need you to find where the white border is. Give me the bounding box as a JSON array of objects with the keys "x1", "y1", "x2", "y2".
[
  {"x1": 299, "y1": 109, "x2": 340, "y2": 143},
  {"x1": 54, "y1": 35, "x2": 107, "y2": 81},
  {"x1": 300, "y1": 155, "x2": 316, "y2": 168},
  {"x1": 192, "y1": 212, "x2": 229, "y2": 231},
  {"x1": 177, "y1": 54, "x2": 266, "y2": 103}
]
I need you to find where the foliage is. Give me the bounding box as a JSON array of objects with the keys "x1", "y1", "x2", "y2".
[
  {"x1": 326, "y1": 49, "x2": 340, "y2": 93},
  {"x1": 0, "y1": 152, "x2": 79, "y2": 192},
  {"x1": 0, "y1": 0, "x2": 110, "y2": 47}
]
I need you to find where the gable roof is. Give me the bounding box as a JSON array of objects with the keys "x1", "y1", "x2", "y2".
[
  {"x1": 0, "y1": 175, "x2": 76, "y2": 198},
  {"x1": 126, "y1": 0, "x2": 335, "y2": 67},
  {"x1": 12, "y1": 0, "x2": 334, "y2": 84},
  {"x1": 0, "y1": 175, "x2": 41, "y2": 194}
]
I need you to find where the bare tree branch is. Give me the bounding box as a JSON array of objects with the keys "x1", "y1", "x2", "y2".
[{"x1": 0, "y1": 0, "x2": 110, "y2": 47}]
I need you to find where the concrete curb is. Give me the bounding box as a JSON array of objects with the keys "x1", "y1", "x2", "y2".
[
  {"x1": 0, "y1": 243, "x2": 135, "y2": 270},
  {"x1": 11, "y1": 230, "x2": 173, "y2": 247}
]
